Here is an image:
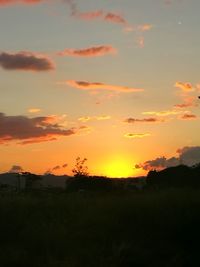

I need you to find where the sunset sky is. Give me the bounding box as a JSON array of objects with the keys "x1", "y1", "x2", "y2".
[{"x1": 0, "y1": 0, "x2": 200, "y2": 177}]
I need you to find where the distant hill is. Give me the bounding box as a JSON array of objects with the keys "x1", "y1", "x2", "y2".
[{"x1": 0, "y1": 172, "x2": 70, "y2": 190}]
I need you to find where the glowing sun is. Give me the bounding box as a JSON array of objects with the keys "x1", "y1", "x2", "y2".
[{"x1": 103, "y1": 158, "x2": 134, "y2": 178}]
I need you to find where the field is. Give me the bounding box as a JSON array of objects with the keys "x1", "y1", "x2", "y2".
[{"x1": 0, "y1": 188, "x2": 200, "y2": 267}]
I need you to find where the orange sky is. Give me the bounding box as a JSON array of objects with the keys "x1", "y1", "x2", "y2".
[{"x1": 0, "y1": 0, "x2": 200, "y2": 177}]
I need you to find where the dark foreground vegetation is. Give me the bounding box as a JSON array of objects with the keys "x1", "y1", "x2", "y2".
[
  {"x1": 0, "y1": 187, "x2": 200, "y2": 267},
  {"x1": 0, "y1": 164, "x2": 200, "y2": 267}
]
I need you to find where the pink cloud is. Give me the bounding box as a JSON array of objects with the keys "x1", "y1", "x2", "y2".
[
  {"x1": 0, "y1": 0, "x2": 44, "y2": 6},
  {"x1": 75, "y1": 10, "x2": 103, "y2": 20},
  {"x1": 175, "y1": 96, "x2": 197, "y2": 108},
  {"x1": 104, "y1": 12, "x2": 127, "y2": 25},
  {"x1": 66, "y1": 80, "x2": 144, "y2": 93},
  {"x1": 58, "y1": 45, "x2": 117, "y2": 57}
]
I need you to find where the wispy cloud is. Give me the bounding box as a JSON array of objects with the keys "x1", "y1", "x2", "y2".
[
  {"x1": 124, "y1": 133, "x2": 151, "y2": 139},
  {"x1": 75, "y1": 125, "x2": 92, "y2": 136},
  {"x1": 28, "y1": 108, "x2": 41, "y2": 113},
  {"x1": 0, "y1": 0, "x2": 44, "y2": 6},
  {"x1": 75, "y1": 10, "x2": 103, "y2": 20},
  {"x1": 104, "y1": 12, "x2": 127, "y2": 25},
  {"x1": 78, "y1": 116, "x2": 91, "y2": 123},
  {"x1": 124, "y1": 117, "x2": 162, "y2": 123},
  {"x1": 175, "y1": 81, "x2": 194, "y2": 92},
  {"x1": 174, "y1": 81, "x2": 200, "y2": 110},
  {"x1": 137, "y1": 24, "x2": 153, "y2": 32},
  {"x1": 78, "y1": 115, "x2": 111, "y2": 122},
  {"x1": 142, "y1": 109, "x2": 185, "y2": 116},
  {"x1": 0, "y1": 51, "x2": 55, "y2": 71},
  {"x1": 136, "y1": 36, "x2": 145, "y2": 48},
  {"x1": 180, "y1": 113, "x2": 197, "y2": 120},
  {"x1": 57, "y1": 45, "x2": 117, "y2": 57},
  {"x1": 66, "y1": 80, "x2": 143, "y2": 93},
  {"x1": 0, "y1": 112, "x2": 76, "y2": 145},
  {"x1": 135, "y1": 25, "x2": 153, "y2": 48},
  {"x1": 64, "y1": 0, "x2": 130, "y2": 28},
  {"x1": 174, "y1": 96, "x2": 198, "y2": 108},
  {"x1": 45, "y1": 163, "x2": 68, "y2": 174}
]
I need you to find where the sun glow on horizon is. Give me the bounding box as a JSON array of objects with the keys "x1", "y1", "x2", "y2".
[{"x1": 101, "y1": 158, "x2": 136, "y2": 178}]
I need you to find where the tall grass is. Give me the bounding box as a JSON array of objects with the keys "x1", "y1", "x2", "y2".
[{"x1": 0, "y1": 188, "x2": 200, "y2": 266}]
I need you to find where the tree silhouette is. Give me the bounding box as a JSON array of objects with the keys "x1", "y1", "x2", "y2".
[{"x1": 72, "y1": 157, "x2": 89, "y2": 178}]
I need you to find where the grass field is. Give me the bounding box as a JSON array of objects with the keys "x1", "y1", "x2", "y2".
[{"x1": 0, "y1": 188, "x2": 200, "y2": 267}]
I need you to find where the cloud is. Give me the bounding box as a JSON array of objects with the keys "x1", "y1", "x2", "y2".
[
  {"x1": 78, "y1": 115, "x2": 111, "y2": 122},
  {"x1": 174, "y1": 82, "x2": 199, "y2": 110},
  {"x1": 62, "y1": 163, "x2": 68, "y2": 168},
  {"x1": 52, "y1": 165, "x2": 61, "y2": 171},
  {"x1": 142, "y1": 109, "x2": 185, "y2": 116},
  {"x1": 45, "y1": 163, "x2": 68, "y2": 174},
  {"x1": 0, "y1": 0, "x2": 44, "y2": 6},
  {"x1": 135, "y1": 25, "x2": 153, "y2": 48},
  {"x1": 138, "y1": 24, "x2": 153, "y2": 32},
  {"x1": 75, "y1": 10, "x2": 103, "y2": 20},
  {"x1": 175, "y1": 103, "x2": 193, "y2": 108},
  {"x1": 78, "y1": 10, "x2": 129, "y2": 28},
  {"x1": 125, "y1": 117, "x2": 162, "y2": 123},
  {"x1": 28, "y1": 108, "x2": 41, "y2": 113},
  {"x1": 96, "y1": 115, "x2": 111, "y2": 120},
  {"x1": 177, "y1": 146, "x2": 200, "y2": 166},
  {"x1": 66, "y1": 80, "x2": 143, "y2": 93},
  {"x1": 196, "y1": 84, "x2": 200, "y2": 91},
  {"x1": 135, "y1": 156, "x2": 179, "y2": 171},
  {"x1": 64, "y1": 0, "x2": 129, "y2": 28},
  {"x1": 9, "y1": 165, "x2": 23, "y2": 173},
  {"x1": 52, "y1": 163, "x2": 68, "y2": 170},
  {"x1": 75, "y1": 125, "x2": 92, "y2": 136},
  {"x1": 58, "y1": 45, "x2": 116, "y2": 57},
  {"x1": 78, "y1": 116, "x2": 91, "y2": 123},
  {"x1": 137, "y1": 36, "x2": 145, "y2": 48},
  {"x1": 174, "y1": 96, "x2": 198, "y2": 109},
  {"x1": 0, "y1": 112, "x2": 76, "y2": 145},
  {"x1": 104, "y1": 12, "x2": 127, "y2": 25},
  {"x1": 0, "y1": 51, "x2": 55, "y2": 71},
  {"x1": 175, "y1": 81, "x2": 194, "y2": 92},
  {"x1": 64, "y1": 0, "x2": 153, "y2": 41},
  {"x1": 136, "y1": 146, "x2": 200, "y2": 171},
  {"x1": 124, "y1": 133, "x2": 151, "y2": 139},
  {"x1": 180, "y1": 113, "x2": 197, "y2": 120}
]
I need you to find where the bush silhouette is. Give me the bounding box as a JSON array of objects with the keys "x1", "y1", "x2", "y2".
[{"x1": 72, "y1": 157, "x2": 89, "y2": 178}]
